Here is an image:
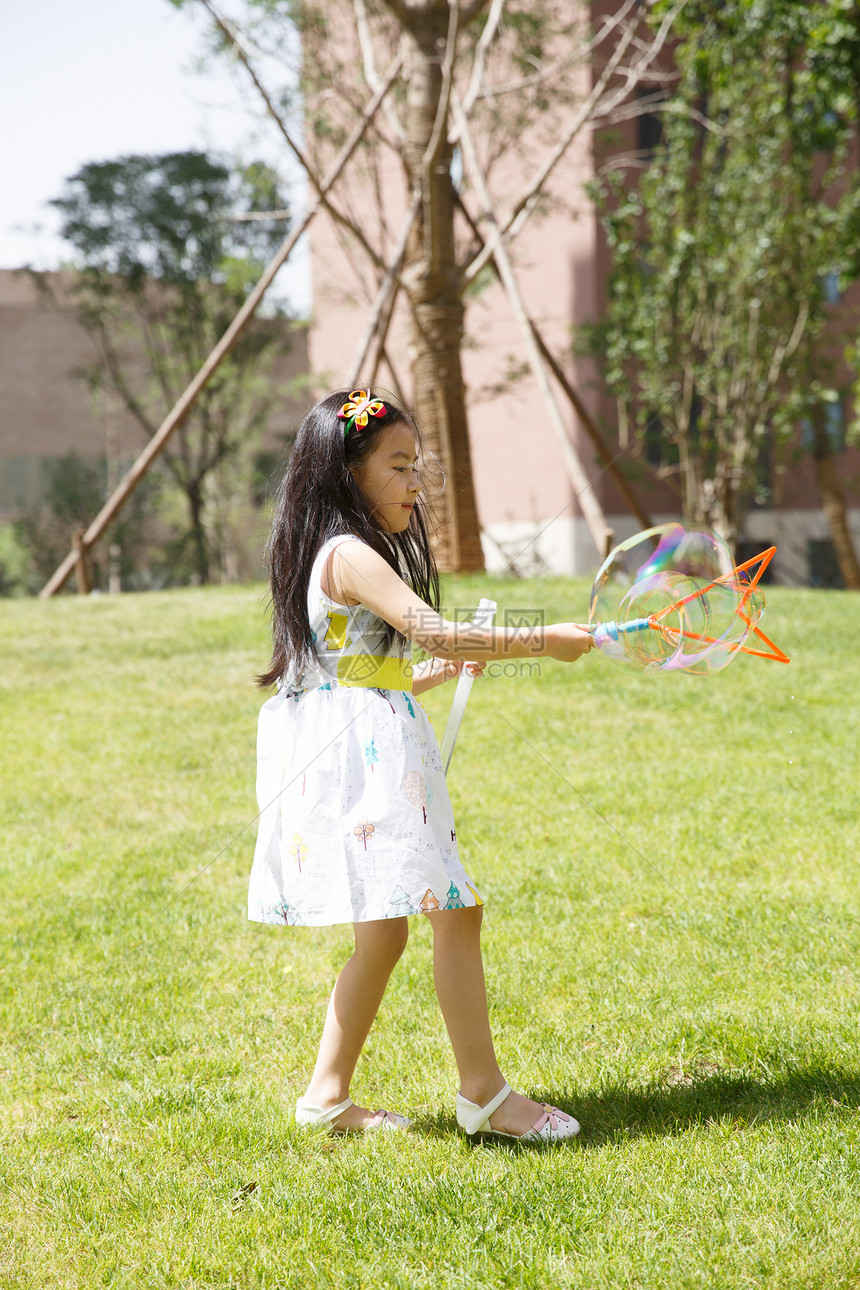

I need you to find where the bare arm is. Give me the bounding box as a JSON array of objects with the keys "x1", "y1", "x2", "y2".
[
  {"x1": 411, "y1": 657, "x2": 485, "y2": 696},
  {"x1": 329, "y1": 541, "x2": 594, "y2": 663}
]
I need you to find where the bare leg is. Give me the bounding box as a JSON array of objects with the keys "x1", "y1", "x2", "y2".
[
  {"x1": 302, "y1": 917, "x2": 408, "y2": 1130},
  {"x1": 425, "y1": 905, "x2": 548, "y2": 1136}
]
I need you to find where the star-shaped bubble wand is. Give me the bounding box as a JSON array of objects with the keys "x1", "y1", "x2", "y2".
[{"x1": 588, "y1": 525, "x2": 789, "y2": 673}]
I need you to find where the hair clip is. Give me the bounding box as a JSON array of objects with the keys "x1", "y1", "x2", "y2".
[{"x1": 338, "y1": 389, "x2": 387, "y2": 436}]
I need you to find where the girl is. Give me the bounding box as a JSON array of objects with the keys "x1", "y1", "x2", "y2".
[{"x1": 249, "y1": 389, "x2": 593, "y2": 1141}]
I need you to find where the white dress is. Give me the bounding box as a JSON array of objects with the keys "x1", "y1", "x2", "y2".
[{"x1": 248, "y1": 535, "x2": 483, "y2": 926}]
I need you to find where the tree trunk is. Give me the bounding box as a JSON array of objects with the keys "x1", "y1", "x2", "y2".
[
  {"x1": 712, "y1": 444, "x2": 742, "y2": 553},
  {"x1": 186, "y1": 480, "x2": 211, "y2": 585},
  {"x1": 811, "y1": 406, "x2": 860, "y2": 590},
  {"x1": 400, "y1": 7, "x2": 484, "y2": 571}
]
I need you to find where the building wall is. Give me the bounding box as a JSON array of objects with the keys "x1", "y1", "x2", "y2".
[{"x1": 0, "y1": 268, "x2": 309, "y2": 524}]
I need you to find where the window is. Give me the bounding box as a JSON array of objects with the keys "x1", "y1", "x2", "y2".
[
  {"x1": 635, "y1": 88, "x2": 663, "y2": 160},
  {"x1": 821, "y1": 270, "x2": 842, "y2": 304},
  {"x1": 808, "y1": 539, "x2": 845, "y2": 589},
  {"x1": 642, "y1": 412, "x2": 679, "y2": 469},
  {"x1": 801, "y1": 398, "x2": 846, "y2": 454},
  {"x1": 745, "y1": 427, "x2": 774, "y2": 508},
  {"x1": 736, "y1": 539, "x2": 775, "y2": 583}
]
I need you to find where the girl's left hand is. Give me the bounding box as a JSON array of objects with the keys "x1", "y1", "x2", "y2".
[
  {"x1": 412, "y1": 656, "x2": 486, "y2": 696},
  {"x1": 444, "y1": 659, "x2": 486, "y2": 682}
]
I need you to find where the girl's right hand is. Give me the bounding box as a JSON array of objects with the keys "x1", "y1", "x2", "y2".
[{"x1": 544, "y1": 623, "x2": 595, "y2": 662}]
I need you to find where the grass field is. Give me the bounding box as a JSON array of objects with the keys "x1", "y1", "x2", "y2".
[{"x1": 2, "y1": 576, "x2": 859, "y2": 1289}]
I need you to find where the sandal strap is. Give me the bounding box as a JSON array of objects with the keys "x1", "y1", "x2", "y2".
[
  {"x1": 459, "y1": 1081, "x2": 512, "y2": 1135},
  {"x1": 370, "y1": 1109, "x2": 412, "y2": 1131},
  {"x1": 295, "y1": 1095, "x2": 354, "y2": 1127}
]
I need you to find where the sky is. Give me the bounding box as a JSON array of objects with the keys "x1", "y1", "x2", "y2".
[{"x1": 0, "y1": 0, "x2": 310, "y2": 311}]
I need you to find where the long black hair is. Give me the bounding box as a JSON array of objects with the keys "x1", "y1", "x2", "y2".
[{"x1": 259, "y1": 389, "x2": 441, "y2": 688}]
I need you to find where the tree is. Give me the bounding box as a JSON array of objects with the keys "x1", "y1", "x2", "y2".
[
  {"x1": 12, "y1": 451, "x2": 156, "y2": 592},
  {"x1": 404, "y1": 770, "x2": 428, "y2": 821},
  {"x1": 593, "y1": 0, "x2": 860, "y2": 581},
  {"x1": 40, "y1": 150, "x2": 295, "y2": 584},
  {"x1": 174, "y1": 0, "x2": 680, "y2": 567}
]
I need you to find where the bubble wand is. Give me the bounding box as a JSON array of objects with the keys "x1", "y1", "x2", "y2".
[{"x1": 588, "y1": 526, "x2": 789, "y2": 673}]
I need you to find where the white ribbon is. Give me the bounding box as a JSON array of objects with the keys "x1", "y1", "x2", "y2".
[{"x1": 440, "y1": 597, "x2": 497, "y2": 773}]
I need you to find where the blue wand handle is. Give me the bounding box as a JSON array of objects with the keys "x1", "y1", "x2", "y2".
[{"x1": 591, "y1": 617, "x2": 652, "y2": 643}]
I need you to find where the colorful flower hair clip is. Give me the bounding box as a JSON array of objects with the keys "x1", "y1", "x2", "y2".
[{"x1": 338, "y1": 389, "x2": 387, "y2": 437}]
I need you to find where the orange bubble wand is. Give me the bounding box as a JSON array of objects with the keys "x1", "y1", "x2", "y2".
[{"x1": 591, "y1": 541, "x2": 790, "y2": 669}]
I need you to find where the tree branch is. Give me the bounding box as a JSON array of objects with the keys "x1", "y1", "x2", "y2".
[
  {"x1": 348, "y1": 190, "x2": 421, "y2": 386},
  {"x1": 422, "y1": 0, "x2": 460, "y2": 272},
  {"x1": 460, "y1": 0, "x2": 505, "y2": 115},
  {"x1": 460, "y1": 0, "x2": 491, "y2": 25},
  {"x1": 469, "y1": 0, "x2": 635, "y2": 105},
  {"x1": 199, "y1": 0, "x2": 391, "y2": 277},
  {"x1": 459, "y1": 9, "x2": 641, "y2": 283},
  {"x1": 353, "y1": 0, "x2": 406, "y2": 143},
  {"x1": 423, "y1": 0, "x2": 459, "y2": 175},
  {"x1": 459, "y1": 0, "x2": 686, "y2": 285}
]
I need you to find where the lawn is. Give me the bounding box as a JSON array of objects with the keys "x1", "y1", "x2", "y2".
[{"x1": 1, "y1": 576, "x2": 859, "y2": 1289}]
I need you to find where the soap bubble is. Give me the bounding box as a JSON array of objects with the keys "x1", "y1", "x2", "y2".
[{"x1": 589, "y1": 523, "x2": 768, "y2": 674}]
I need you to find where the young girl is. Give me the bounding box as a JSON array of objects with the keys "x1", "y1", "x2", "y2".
[{"x1": 249, "y1": 389, "x2": 594, "y2": 1141}]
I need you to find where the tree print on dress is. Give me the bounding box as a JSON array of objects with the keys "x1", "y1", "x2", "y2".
[
  {"x1": 420, "y1": 888, "x2": 440, "y2": 912},
  {"x1": 419, "y1": 750, "x2": 436, "y2": 809},
  {"x1": 290, "y1": 832, "x2": 308, "y2": 872},
  {"x1": 363, "y1": 739, "x2": 379, "y2": 772},
  {"x1": 443, "y1": 881, "x2": 465, "y2": 910},
  {"x1": 271, "y1": 900, "x2": 302, "y2": 925},
  {"x1": 388, "y1": 885, "x2": 417, "y2": 917},
  {"x1": 353, "y1": 816, "x2": 375, "y2": 850},
  {"x1": 402, "y1": 693, "x2": 416, "y2": 718},
  {"x1": 403, "y1": 771, "x2": 427, "y2": 822}
]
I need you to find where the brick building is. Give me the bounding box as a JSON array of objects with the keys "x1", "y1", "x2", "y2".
[{"x1": 0, "y1": 268, "x2": 308, "y2": 528}]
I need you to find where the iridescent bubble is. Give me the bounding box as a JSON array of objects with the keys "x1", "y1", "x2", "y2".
[{"x1": 589, "y1": 524, "x2": 769, "y2": 674}]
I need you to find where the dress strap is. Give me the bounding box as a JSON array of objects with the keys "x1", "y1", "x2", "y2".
[{"x1": 311, "y1": 534, "x2": 361, "y2": 608}]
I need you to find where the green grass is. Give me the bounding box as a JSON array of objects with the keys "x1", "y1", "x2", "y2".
[{"x1": 1, "y1": 577, "x2": 859, "y2": 1289}]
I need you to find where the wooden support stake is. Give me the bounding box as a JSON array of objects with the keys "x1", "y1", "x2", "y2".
[
  {"x1": 528, "y1": 322, "x2": 652, "y2": 530},
  {"x1": 40, "y1": 53, "x2": 402, "y2": 598}
]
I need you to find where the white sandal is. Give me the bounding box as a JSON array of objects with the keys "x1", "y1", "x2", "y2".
[
  {"x1": 295, "y1": 1095, "x2": 411, "y2": 1133},
  {"x1": 456, "y1": 1082, "x2": 580, "y2": 1143}
]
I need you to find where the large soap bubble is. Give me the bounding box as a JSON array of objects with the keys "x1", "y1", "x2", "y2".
[{"x1": 589, "y1": 524, "x2": 784, "y2": 674}]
